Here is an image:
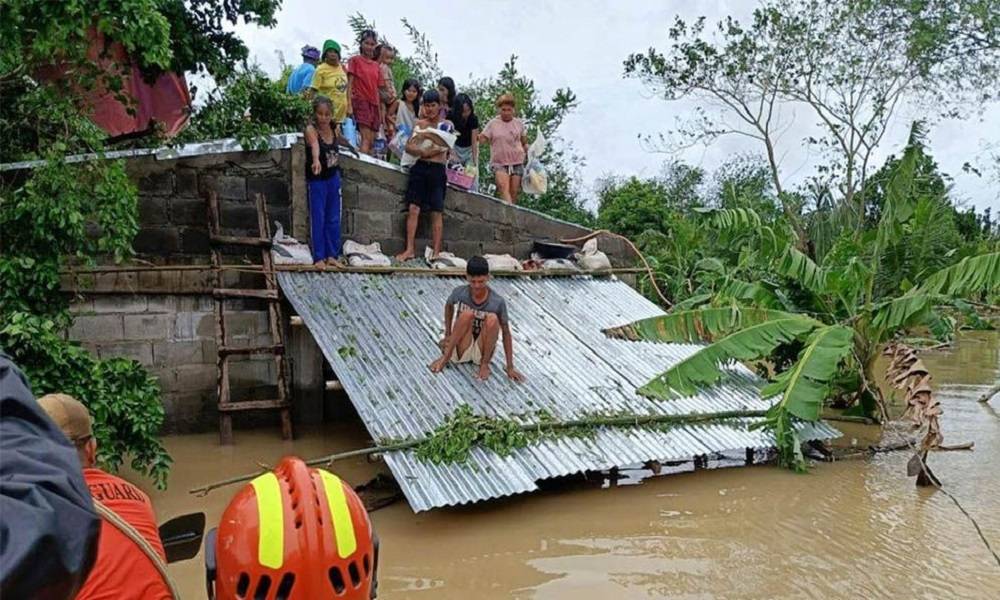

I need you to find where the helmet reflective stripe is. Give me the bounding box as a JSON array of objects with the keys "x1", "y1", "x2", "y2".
[
  {"x1": 250, "y1": 472, "x2": 284, "y2": 569},
  {"x1": 319, "y1": 471, "x2": 357, "y2": 558}
]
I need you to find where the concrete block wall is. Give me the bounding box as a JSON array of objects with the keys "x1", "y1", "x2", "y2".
[
  {"x1": 124, "y1": 143, "x2": 625, "y2": 268},
  {"x1": 126, "y1": 149, "x2": 292, "y2": 261},
  {"x1": 56, "y1": 142, "x2": 630, "y2": 432},
  {"x1": 330, "y1": 149, "x2": 630, "y2": 260},
  {"x1": 67, "y1": 295, "x2": 280, "y2": 432}
]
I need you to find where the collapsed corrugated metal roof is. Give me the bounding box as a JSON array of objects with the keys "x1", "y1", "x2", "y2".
[{"x1": 278, "y1": 272, "x2": 839, "y2": 512}]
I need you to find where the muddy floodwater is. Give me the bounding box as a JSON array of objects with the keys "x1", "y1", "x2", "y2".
[{"x1": 144, "y1": 332, "x2": 1000, "y2": 599}]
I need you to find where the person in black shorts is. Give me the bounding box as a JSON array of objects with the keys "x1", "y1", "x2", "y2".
[
  {"x1": 395, "y1": 90, "x2": 453, "y2": 261},
  {"x1": 429, "y1": 256, "x2": 525, "y2": 382}
]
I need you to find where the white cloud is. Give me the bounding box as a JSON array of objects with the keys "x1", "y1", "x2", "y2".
[{"x1": 238, "y1": 0, "x2": 999, "y2": 212}]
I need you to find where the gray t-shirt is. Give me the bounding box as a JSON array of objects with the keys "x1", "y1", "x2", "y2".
[{"x1": 446, "y1": 285, "x2": 509, "y2": 326}]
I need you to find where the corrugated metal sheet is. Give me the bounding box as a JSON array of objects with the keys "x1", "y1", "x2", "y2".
[
  {"x1": 278, "y1": 272, "x2": 839, "y2": 512},
  {"x1": 0, "y1": 133, "x2": 302, "y2": 172}
]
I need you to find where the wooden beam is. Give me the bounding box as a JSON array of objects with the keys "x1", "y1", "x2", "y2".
[
  {"x1": 217, "y1": 400, "x2": 291, "y2": 412},
  {"x1": 210, "y1": 234, "x2": 272, "y2": 247},
  {"x1": 213, "y1": 288, "x2": 279, "y2": 300}
]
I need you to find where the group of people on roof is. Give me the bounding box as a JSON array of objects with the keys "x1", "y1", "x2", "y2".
[
  {"x1": 286, "y1": 32, "x2": 530, "y2": 385},
  {"x1": 286, "y1": 32, "x2": 531, "y2": 267}
]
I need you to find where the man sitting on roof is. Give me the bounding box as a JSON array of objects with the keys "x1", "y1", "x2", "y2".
[{"x1": 430, "y1": 256, "x2": 525, "y2": 382}]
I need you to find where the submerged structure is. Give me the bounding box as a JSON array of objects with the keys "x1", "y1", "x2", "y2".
[{"x1": 279, "y1": 271, "x2": 838, "y2": 512}]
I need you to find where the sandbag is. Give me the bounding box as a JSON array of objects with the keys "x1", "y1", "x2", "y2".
[
  {"x1": 575, "y1": 238, "x2": 612, "y2": 271},
  {"x1": 271, "y1": 221, "x2": 313, "y2": 265},
  {"x1": 343, "y1": 239, "x2": 391, "y2": 267},
  {"x1": 540, "y1": 258, "x2": 579, "y2": 272},
  {"x1": 425, "y1": 247, "x2": 468, "y2": 270},
  {"x1": 484, "y1": 253, "x2": 522, "y2": 272}
]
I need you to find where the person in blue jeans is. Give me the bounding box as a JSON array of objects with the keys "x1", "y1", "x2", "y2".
[
  {"x1": 304, "y1": 96, "x2": 357, "y2": 265},
  {"x1": 286, "y1": 45, "x2": 320, "y2": 94}
]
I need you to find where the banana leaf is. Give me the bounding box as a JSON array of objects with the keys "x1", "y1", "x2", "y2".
[
  {"x1": 762, "y1": 325, "x2": 855, "y2": 421},
  {"x1": 639, "y1": 317, "x2": 822, "y2": 399},
  {"x1": 914, "y1": 252, "x2": 1000, "y2": 297},
  {"x1": 604, "y1": 307, "x2": 806, "y2": 344}
]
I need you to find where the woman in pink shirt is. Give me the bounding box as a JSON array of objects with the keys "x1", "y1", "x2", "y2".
[
  {"x1": 479, "y1": 93, "x2": 529, "y2": 204},
  {"x1": 346, "y1": 29, "x2": 383, "y2": 155}
]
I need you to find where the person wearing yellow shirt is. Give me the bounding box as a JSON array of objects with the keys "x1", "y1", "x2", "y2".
[{"x1": 308, "y1": 39, "x2": 350, "y2": 123}]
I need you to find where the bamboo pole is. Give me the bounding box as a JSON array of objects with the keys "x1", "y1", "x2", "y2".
[
  {"x1": 64, "y1": 288, "x2": 213, "y2": 295},
  {"x1": 61, "y1": 263, "x2": 649, "y2": 277},
  {"x1": 188, "y1": 409, "x2": 767, "y2": 496}
]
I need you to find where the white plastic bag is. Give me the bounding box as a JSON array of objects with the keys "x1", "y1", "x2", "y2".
[
  {"x1": 521, "y1": 130, "x2": 548, "y2": 196},
  {"x1": 389, "y1": 130, "x2": 409, "y2": 159},
  {"x1": 341, "y1": 117, "x2": 360, "y2": 147},
  {"x1": 575, "y1": 238, "x2": 612, "y2": 271},
  {"x1": 526, "y1": 130, "x2": 547, "y2": 158},
  {"x1": 343, "y1": 239, "x2": 391, "y2": 267}
]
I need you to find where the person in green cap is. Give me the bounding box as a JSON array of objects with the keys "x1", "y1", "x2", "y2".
[{"x1": 308, "y1": 39, "x2": 350, "y2": 124}]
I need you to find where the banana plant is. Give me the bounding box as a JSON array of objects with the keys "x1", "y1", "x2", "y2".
[{"x1": 607, "y1": 123, "x2": 1000, "y2": 470}]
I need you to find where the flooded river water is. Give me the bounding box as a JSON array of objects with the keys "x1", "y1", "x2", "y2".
[{"x1": 147, "y1": 332, "x2": 1000, "y2": 599}]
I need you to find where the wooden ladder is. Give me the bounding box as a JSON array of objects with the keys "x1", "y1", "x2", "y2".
[{"x1": 206, "y1": 191, "x2": 292, "y2": 445}]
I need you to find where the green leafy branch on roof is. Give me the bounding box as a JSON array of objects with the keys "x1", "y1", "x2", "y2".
[{"x1": 408, "y1": 404, "x2": 768, "y2": 466}]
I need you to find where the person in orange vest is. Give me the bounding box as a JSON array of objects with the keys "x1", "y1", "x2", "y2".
[
  {"x1": 205, "y1": 456, "x2": 378, "y2": 599},
  {"x1": 37, "y1": 393, "x2": 175, "y2": 599}
]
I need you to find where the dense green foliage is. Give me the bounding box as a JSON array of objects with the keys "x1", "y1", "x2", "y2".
[
  {"x1": 624, "y1": 0, "x2": 1000, "y2": 250},
  {"x1": 409, "y1": 404, "x2": 767, "y2": 466},
  {"x1": 607, "y1": 126, "x2": 1000, "y2": 470},
  {"x1": 0, "y1": 154, "x2": 173, "y2": 486},
  {"x1": 0, "y1": 0, "x2": 282, "y2": 487},
  {"x1": 156, "y1": 0, "x2": 281, "y2": 80},
  {"x1": 414, "y1": 405, "x2": 536, "y2": 465},
  {"x1": 177, "y1": 66, "x2": 310, "y2": 150}
]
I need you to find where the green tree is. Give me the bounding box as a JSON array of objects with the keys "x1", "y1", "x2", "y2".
[
  {"x1": 0, "y1": 0, "x2": 282, "y2": 488},
  {"x1": 178, "y1": 66, "x2": 310, "y2": 150},
  {"x1": 597, "y1": 176, "x2": 672, "y2": 239},
  {"x1": 625, "y1": 0, "x2": 1000, "y2": 247},
  {"x1": 595, "y1": 162, "x2": 795, "y2": 308},
  {"x1": 156, "y1": 0, "x2": 281, "y2": 80}
]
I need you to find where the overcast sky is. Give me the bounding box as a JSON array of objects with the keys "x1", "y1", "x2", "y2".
[{"x1": 235, "y1": 0, "x2": 999, "y2": 212}]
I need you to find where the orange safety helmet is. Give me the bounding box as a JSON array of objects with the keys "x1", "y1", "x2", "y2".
[{"x1": 205, "y1": 456, "x2": 378, "y2": 599}]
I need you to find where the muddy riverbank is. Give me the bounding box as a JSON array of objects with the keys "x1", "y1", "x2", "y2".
[{"x1": 144, "y1": 332, "x2": 1000, "y2": 599}]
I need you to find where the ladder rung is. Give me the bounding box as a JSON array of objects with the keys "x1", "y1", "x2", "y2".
[
  {"x1": 213, "y1": 288, "x2": 279, "y2": 300},
  {"x1": 217, "y1": 400, "x2": 290, "y2": 412},
  {"x1": 210, "y1": 234, "x2": 272, "y2": 247},
  {"x1": 219, "y1": 344, "x2": 284, "y2": 357}
]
